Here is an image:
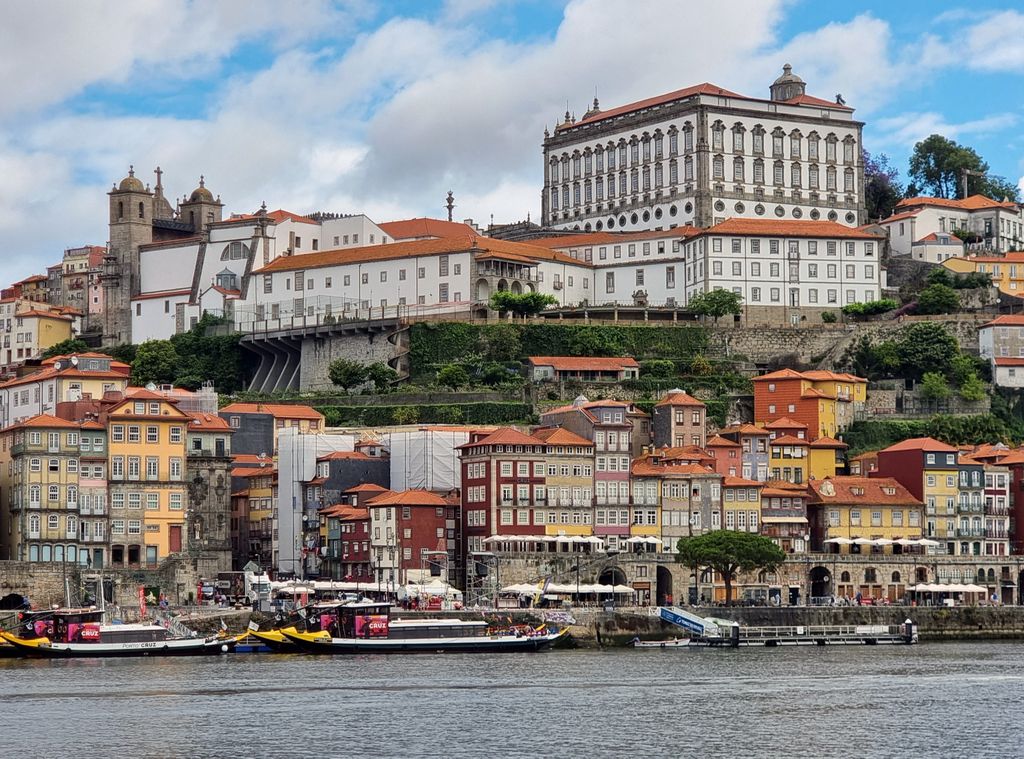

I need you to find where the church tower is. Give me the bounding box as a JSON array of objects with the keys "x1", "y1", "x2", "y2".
[
  {"x1": 102, "y1": 166, "x2": 154, "y2": 345},
  {"x1": 179, "y1": 176, "x2": 223, "y2": 236},
  {"x1": 770, "y1": 64, "x2": 806, "y2": 102}
]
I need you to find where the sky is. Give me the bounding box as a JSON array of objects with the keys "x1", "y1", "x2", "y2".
[{"x1": 2, "y1": 0, "x2": 1023, "y2": 283}]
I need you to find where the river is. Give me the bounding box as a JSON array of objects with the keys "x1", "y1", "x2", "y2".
[{"x1": 1, "y1": 643, "x2": 1019, "y2": 757}]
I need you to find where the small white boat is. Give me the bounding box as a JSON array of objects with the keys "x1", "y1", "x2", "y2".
[{"x1": 631, "y1": 637, "x2": 690, "y2": 649}]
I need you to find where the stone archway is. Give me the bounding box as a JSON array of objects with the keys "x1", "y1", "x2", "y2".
[
  {"x1": 915, "y1": 567, "x2": 929, "y2": 584},
  {"x1": 475, "y1": 278, "x2": 490, "y2": 302},
  {"x1": 809, "y1": 566, "x2": 831, "y2": 600},
  {"x1": 656, "y1": 565, "x2": 674, "y2": 606},
  {"x1": 510, "y1": 280, "x2": 522, "y2": 294},
  {"x1": 497, "y1": 279, "x2": 508, "y2": 292},
  {"x1": 599, "y1": 566, "x2": 627, "y2": 587}
]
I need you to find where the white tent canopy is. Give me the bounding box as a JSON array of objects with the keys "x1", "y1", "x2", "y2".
[
  {"x1": 400, "y1": 581, "x2": 463, "y2": 599},
  {"x1": 500, "y1": 583, "x2": 634, "y2": 596},
  {"x1": 909, "y1": 583, "x2": 987, "y2": 593}
]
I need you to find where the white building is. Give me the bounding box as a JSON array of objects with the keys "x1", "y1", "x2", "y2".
[
  {"x1": 541, "y1": 65, "x2": 865, "y2": 233},
  {"x1": 978, "y1": 315, "x2": 1024, "y2": 388},
  {"x1": 881, "y1": 195, "x2": 1023, "y2": 258}
]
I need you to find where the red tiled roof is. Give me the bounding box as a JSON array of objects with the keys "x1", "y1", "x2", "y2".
[
  {"x1": 809, "y1": 436, "x2": 848, "y2": 449},
  {"x1": 317, "y1": 451, "x2": 371, "y2": 461},
  {"x1": 880, "y1": 437, "x2": 958, "y2": 453},
  {"x1": 188, "y1": 412, "x2": 232, "y2": 431},
  {"x1": 780, "y1": 93, "x2": 853, "y2": 111},
  {"x1": 219, "y1": 402, "x2": 324, "y2": 420},
  {"x1": 800, "y1": 370, "x2": 867, "y2": 384},
  {"x1": 655, "y1": 390, "x2": 705, "y2": 407},
  {"x1": 0, "y1": 365, "x2": 129, "y2": 389},
  {"x1": 879, "y1": 210, "x2": 920, "y2": 224},
  {"x1": 994, "y1": 357, "x2": 1024, "y2": 367},
  {"x1": 916, "y1": 232, "x2": 962, "y2": 244},
  {"x1": 723, "y1": 476, "x2": 763, "y2": 487},
  {"x1": 769, "y1": 435, "x2": 808, "y2": 446},
  {"x1": 344, "y1": 483, "x2": 389, "y2": 494},
  {"x1": 751, "y1": 368, "x2": 806, "y2": 382},
  {"x1": 267, "y1": 209, "x2": 319, "y2": 225},
  {"x1": 378, "y1": 218, "x2": 479, "y2": 240},
  {"x1": 631, "y1": 459, "x2": 717, "y2": 477},
  {"x1": 531, "y1": 426, "x2": 595, "y2": 447},
  {"x1": 705, "y1": 434, "x2": 740, "y2": 448},
  {"x1": 3, "y1": 413, "x2": 79, "y2": 432},
  {"x1": 459, "y1": 427, "x2": 541, "y2": 449},
  {"x1": 17, "y1": 310, "x2": 73, "y2": 321},
  {"x1": 573, "y1": 83, "x2": 743, "y2": 127},
  {"x1": 528, "y1": 356, "x2": 639, "y2": 371},
  {"x1": 367, "y1": 489, "x2": 449, "y2": 507},
  {"x1": 807, "y1": 476, "x2": 921, "y2": 506},
  {"x1": 702, "y1": 218, "x2": 880, "y2": 239},
  {"x1": 529, "y1": 228, "x2": 698, "y2": 249},
  {"x1": 322, "y1": 504, "x2": 370, "y2": 520},
  {"x1": 897, "y1": 194, "x2": 1018, "y2": 212},
  {"x1": 980, "y1": 315, "x2": 1024, "y2": 328},
  {"x1": 232, "y1": 465, "x2": 277, "y2": 478},
  {"x1": 719, "y1": 423, "x2": 770, "y2": 436},
  {"x1": 131, "y1": 288, "x2": 191, "y2": 302},
  {"x1": 801, "y1": 388, "x2": 835, "y2": 399},
  {"x1": 764, "y1": 416, "x2": 808, "y2": 430}
]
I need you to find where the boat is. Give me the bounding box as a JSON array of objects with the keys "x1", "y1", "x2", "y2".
[
  {"x1": 246, "y1": 603, "x2": 338, "y2": 652},
  {"x1": 281, "y1": 601, "x2": 567, "y2": 654},
  {"x1": 631, "y1": 637, "x2": 691, "y2": 649},
  {"x1": 0, "y1": 608, "x2": 237, "y2": 658}
]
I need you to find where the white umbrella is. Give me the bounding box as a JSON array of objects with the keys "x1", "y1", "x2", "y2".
[
  {"x1": 824, "y1": 537, "x2": 854, "y2": 545},
  {"x1": 853, "y1": 538, "x2": 876, "y2": 546},
  {"x1": 482, "y1": 535, "x2": 505, "y2": 543},
  {"x1": 894, "y1": 538, "x2": 919, "y2": 546},
  {"x1": 873, "y1": 538, "x2": 894, "y2": 546},
  {"x1": 917, "y1": 538, "x2": 941, "y2": 547},
  {"x1": 645, "y1": 537, "x2": 664, "y2": 545}
]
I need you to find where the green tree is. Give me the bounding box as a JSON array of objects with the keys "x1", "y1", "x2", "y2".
[
  {"x1": 925, "y1": 266, "x2": 954, "y2": 288},
  {"x1": 490, "y1": 291, "x2": 558, "y2": 318},
  {"x1": 41, "y1": 338, "x2": 91, "y2": 359},
  {"x1": 896, "y1": 323, "x2": 960, "y2": 381},
  {"x1": 909, "y1": 134, "x2": 1021, "y2": 201},
  {"x1": 821, "y1": 311, "x2": 838, "y2": 323},
  {"x1": 688, "y1": 354, "x2": 713, "y2": 376},
  {"x1": 131, "y1": 340, "x2": 179, "y2": 386},
  {"x1": 687, "y1": 290, "x2": 743, "y2": 323},
  {"x1": 863, "y1": 150, "x2": 904, "y2": 220},
  {"x1": 479, "y1": 323, "x2": 522, "y2": 362},
  {"x1": 98, "y1": 343, "x2": 137, "y2": 364},
  {"x1": 366, "y1": 362, "x2": 399, "y2": 393},
  {"x1": 676, "y1": 531, "x2": 786, "y2": 606},
  {"x1": 915, "y1": 283, "x2": 960, "y2": 315},
  {"x1": 948, "y1": 353, "x2": 978, "y2": 386},
  {"x1": 958, "y1": 373, "x2": 986, "y2": 402},
  {"x1": 641, "y1": 359, "x2": 676, "y2": 378},
  {"x1": 919, "y1": 371, "x2": 951, "y2": 401},
  {"x1": 436, "y1": 364, "x2": 470, "y2": 390},
  {"x1": 328, "y1": 359, "x2": 367, "y2": 392},
  {"x1": 391, "y1": 405, "x2": 420, "y2": 424}
]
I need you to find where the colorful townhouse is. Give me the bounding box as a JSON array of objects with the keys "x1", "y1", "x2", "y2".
[
  {"x1": 322, "y1": 503, "x2": 372, "y2": 582},
  {"x1": 717, "y1": 423, "x2": 770, "y2": 481},
  {"x1": 0, "y1": 415, "x2": 85, "y2": 563},
  {"x1": 808, "y1": 437, "x2": 848, "y2": 480},
  {"x1": 876, "y1": 437, "x2": 961, "y2": 553},
  {"x1": 752, "y1": 368, "x2": 866, "y2": 440},
  {"x1": 760, "y1": 481, "x2": 810, "y2": 554},
  {"x1": 368, "y1": 489, "x2": 459, "y2": 586},
  {"x1": 721, "y1": 477, "x2": 764, "y2": 534},
  {"x1": 652, "y1": 389, "x2": 706, "y2": 448},
  {"x1": 767, "y1": 435, "x2": 809, "y2": 483},
  {"x1": 630, "y1": 452, "x2": 722, "y2": 551},
  {"x1": 77, "y1": 419, "x2": 109, "y2": 568},
  {"x1": 531, "y1": 427, "x2": 596, "y2": 537},
  {"x1": 705, "y1": 434, "x2": 742, "y2": 477}
]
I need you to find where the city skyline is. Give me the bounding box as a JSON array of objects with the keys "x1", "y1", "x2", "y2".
[{"x1": 2, "y1": 0, "x2": 1023, "y2": 282}]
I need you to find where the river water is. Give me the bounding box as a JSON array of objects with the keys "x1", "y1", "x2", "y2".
[{"x1": 1, "y1": 643, "x2": 1019, "y2": 758}]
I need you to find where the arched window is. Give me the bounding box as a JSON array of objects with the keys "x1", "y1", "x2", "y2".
[
  {"x1": 864, "y1": 568, "x2": 877, "y2": 583},
  {"x1": 840, "y1": 571, "x2": 851, "y2": 583},
  {"x1": 29, "y1": 485, "x2": 40, "y2": 505},
  {"x1": 67, "y1": 485, "x2": 77, "y2": 506},
  {"x1": 48, "y1": 485, "x2": 59, "y2": 502},
  {"x1": 117, "y1": 201, "x2": 124, "y2": 220},
  {"x1": 138, "y1": 202, "x2": 144, "y2": 219},
  {"x1": 891, "y1": 571, "x2": 901, "y2": 583},
  {"x1": 28, "y1": 514, "x2": 40, "y2": 533}
]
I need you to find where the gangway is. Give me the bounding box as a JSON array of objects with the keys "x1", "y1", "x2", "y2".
[{"x1": 657, "y1": 606, "x2": 722, "y2": 640}]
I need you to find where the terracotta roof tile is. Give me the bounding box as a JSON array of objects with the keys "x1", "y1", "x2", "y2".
[
  {"x1": 459, "y1": 427, "x2": 542, "y2": 449},
  {"x1": 528, "y1": 356, "x2": 639, "y2": 371},
  {"x1": 809, "y1": 436, "x2": 848, "y2": 449},
  {"x1": 530, "y1": 426, "x2": 595, "y2": 447},
  {"x1": 769, "y1": 435, "x2": 808, "y2": 446},
  {"x1": 764, "y1": 416, "x2": 808, "y2": 430},
  {"x1": 994, "y1": 358, "x2": 1024, "y2": 367},
  {"x1": 880, "y1": 437, "x2": 959, "y2": 453},
  {"x1": 655, "y1": 390, "x2": 705, "y2": 407},
  {"x1": 367, "y1": 489, "x2": 449, "y2": 507},
  {"x1": 378, "y1": 218, "x2": 478, "y2": 240},
  {"x1": 897, "y1": 194, "x2": 1018, "y2": 212},
  {"x1": 188, "y1": 412, "x2": 232, "y2": 431},
  {"x1": 317, "y1": 450, "x2": 371, "y2": 461},
  {"x1": 344, "y1": 483, "x2": 390, "y2": 494},
  {"x1": 219, "y1": 402, "x2": 324, "y2": 420},
  {"x1": 572, "y1": 83, "x2": 743, "y2": 128},
  {"x1": 703, "y1": 218, "x2": 880, "y2": 239},
  {"x1": 706, "y1": 434, "x2": 741, "y2": 448},
  {"x1": 807, "y1": 476, "x2": 921, "y2": 506},
  {"x1": 723, "y1": 476, "x2": 763, "y2": 487},
  {"x1": 980, "y1": 315, "x2": 1024, "y2": 328}
]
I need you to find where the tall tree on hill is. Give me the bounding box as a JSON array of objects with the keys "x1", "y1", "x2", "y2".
[
  {"x1": 863, "y1": 150, "x2": 903, "y2": 220},
  {"x1": 909, "y1": 134, "x2": 1021, "y2": 201}
]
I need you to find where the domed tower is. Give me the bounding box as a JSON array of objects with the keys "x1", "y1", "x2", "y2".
[
  {"x1": 179, "y1": 176, "x2": 224, "y2": 236},
  {"x1": 103, "y1": 165, "x2": 155, "y2": 344},
  {"x1": 770, "y1": 63, "x2": 806, "y2": 102}
]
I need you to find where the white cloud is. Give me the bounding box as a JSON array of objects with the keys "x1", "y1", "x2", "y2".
[
  {"x1": 962, "y1": 10, "x2": 1024, "y2": 72},
  {"x1": 873, "y1": 111, "x2": 1018, "y2": 148}
]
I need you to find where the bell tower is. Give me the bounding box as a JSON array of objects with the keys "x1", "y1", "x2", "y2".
[
  {"x1": 179, "y1": 176, "x2": 224, "y2": 237},
  {"x1": 103, "y1": 166, "x2": 155, "y2": 344}
]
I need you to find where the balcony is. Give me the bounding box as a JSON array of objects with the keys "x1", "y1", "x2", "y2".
[{"x1": 955, "y1": 528, "x2": 986, "y2": 538}]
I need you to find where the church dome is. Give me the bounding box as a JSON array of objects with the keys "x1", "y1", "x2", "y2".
[
  {"x1": 773, "y1": 63, "x2": 804, "y2": 86},
  {"x1": 118, "y1": 166, "x2": 145, "y2": 192},
  {"x1": 189, "y1": 176, "x2": 214, "y2": 202}
]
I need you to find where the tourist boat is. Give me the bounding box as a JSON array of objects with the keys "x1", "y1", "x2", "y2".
[
  {"x1": 0, "y1": 608, "x2": 236, "y2": 658},
  {"x1": 631, "y1": 637, "x2": 691, "y2": 649},
  {"x1": 281, "y1": 601, "x2": 567, "y2": 654}
]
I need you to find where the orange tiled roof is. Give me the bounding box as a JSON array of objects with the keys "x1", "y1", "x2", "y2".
[
  {"x1": 719, "y1": 423, "x2": 770, "y2": 436},
  {"x1": 880, "y1": 437, "x2": 958, "y2": 453},
  {"x1": 763, "y1": 416, "x2": 808, "y2": 430},
  {"x1": 232, "y1": 465, "x2": 277, "y2": 478},
  {"x1": 219, "y1": 402, "x2": 324, "y2": 420},
  {"x1": 4, "y1": 413, "x2": 79, "y2": 432},
  {"x1": 367, "y1": 489, "x2": 449, "y2": 507},
  {"x1": 807, "y1": 476, "x2": 921, "y2": 506},
  {"x1": 751, "y1": 368, "x2": 806, "y2": 382},
  {"x1": 655, "y1": 390, "x2": 705, "y2": 407},
  {"x1": 879, "y1": 210, "x2": 920, "y2": 224},
  {"x1": 980, "y1": 315, "x2": 1024, "y2": 328},
  {"x1": 344, "y1": 483, "x2": 390, "y2": 494},
  {"x1": 781, "y1": 93, "x2": 853, "y2": 110},
  {"x1": 723, "y1": 476, "x2": 763, "y2": 487},
  {"x1": 460, "y1": 427, "x2": 541, "y2": 449},
  {"x1": 378, "y1": 218, "x2": 479, "y2": 240},
  {"x1": 528, "y1": 356, "x2": 639, "y2": 371},
  {"x1": 896, "y1": 194, "x2": 1018, "y2": 212},
  {"x1": 994, "y1": 357, "x2": 1024, "y2": 367},
  {"x1": 573, "y1": 83, "x2": 743, "y2": 127},
  {"x1": 631, "y1": 459, "x2": 716, "y2": 477},
  {"x1": 702, "y1": 218, "x2": 881, "y2": 239},
  {"x1": 267, "y1": 209, "x2": 319, "y2": 226},
  {"x1": 809, "y1": 436, "x2": 848, "y2": 449},
  {"x1": 531, "y1": 426, "x2": 595, "y2": 447},
  {"x1": 321, "y1": 504, "x2": 370, "y2": 519},
  {"x1": 0, "y1": 366, "x2": 129, "y2": 389},
  {"x1": 705, "y1": 434, "x2": 740, "y2": 448},
  {"x1": 188, "y1": 412, "x2": 232, "y2": 431},
  {"x1": 769, "y1": 435, "x2": 808, "y2": 446},
  {"x1": 317, "y1": 451, "x2": 371, "y2": 461}
]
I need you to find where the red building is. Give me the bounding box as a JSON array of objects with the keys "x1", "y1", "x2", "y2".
[
  {"x1": 322, "y1": 505, "x2": 373, "y2": 583},
  {"x1": 368, "y1": 489, "x2": 459, "y2": 586},
  {"x1": 706, "y1": 434, "x2": 742, "y2": 477}
]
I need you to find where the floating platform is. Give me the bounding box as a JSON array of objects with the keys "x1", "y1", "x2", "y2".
[{"x1": 656, "y1": 607, "x2": 918, "y2": 647}]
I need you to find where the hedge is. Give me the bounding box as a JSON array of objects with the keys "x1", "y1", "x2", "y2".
[
  {"x1": 316, "y1": 402, "x2": 534, "y2": 427},
  {"x1": 409, "y1": 322, "x2": 708, "y2": 379}
]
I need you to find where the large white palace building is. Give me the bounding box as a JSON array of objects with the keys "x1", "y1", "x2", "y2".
[{"x1": 540, "y1": 65, "x2": 865, "y2": 233}]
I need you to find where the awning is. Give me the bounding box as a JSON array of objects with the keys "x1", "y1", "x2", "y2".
[
  {"x1": 760, "y1": 516, "x2": 809, "y2": 524},
  {"x1": 909, "y1": 583, "x2": 987, "y2": 593},
  {"x1": 824, "y1": 537, "x2": 854, "y2": 545}
]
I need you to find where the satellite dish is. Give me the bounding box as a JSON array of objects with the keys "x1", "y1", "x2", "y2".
[
  {"x1": 70, "y1": 356, "x2": 79, "y2": 366},
  {"x1": 145, "y1": 382, "x2": 157, "y2": 391}
]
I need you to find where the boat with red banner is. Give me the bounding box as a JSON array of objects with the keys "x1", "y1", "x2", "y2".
[
  {"x1": 0, "y1": 607, "x2": 236, "y2": 658},
  {"x1": 281, "y1": 601, "x2": 567, "y2": 654}
]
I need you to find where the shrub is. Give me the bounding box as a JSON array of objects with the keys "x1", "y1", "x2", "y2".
[
  {"x1": 821, "y1": 311, "x2": 838, "y2": 323},
  {"x1": 436, "y1": 364, "x2": 471, "y2": 390},
  {"x1": 641, "y1": 359, "x2": 677, "y2": 378},
  {"x1": 328, "y1": 359, "x2": 367, "y2": 391},
  {"x1": 841, "y1": 299, "x2": 899, "y2": 317}
]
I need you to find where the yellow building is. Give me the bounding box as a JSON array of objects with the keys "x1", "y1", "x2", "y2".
[
  {"x1": 233, "y1": 461, "x2": 276, "y2": 568},
  {"x1": 808, "y1": 437, "x2": 848, "y2": 480},
  {"x1": 106, "y1": 390, "x2": 189, "y2": 566},
  {"x1": 944, "y1": 252, "x2": 1024, "y2": 297},
  {"x1": 808, "y1": 476, "x2": 924, "y2": 550},
  {"x1": 0, "y1": 415, "x2": 84, "y2": 564},
  {"x1": 721, "y1": 477, "x2": 763, "y2": 534},
  {"x1": 768, "y1": 435, "x2": 810, "y2": 483},
  {"x1": 532, "y1": 427, "x2": 595, "y2": 537}
]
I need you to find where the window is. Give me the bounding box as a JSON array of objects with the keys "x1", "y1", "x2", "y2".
[{"x1": 146, "y1": 426, "x2": 158, "y2": 444}]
